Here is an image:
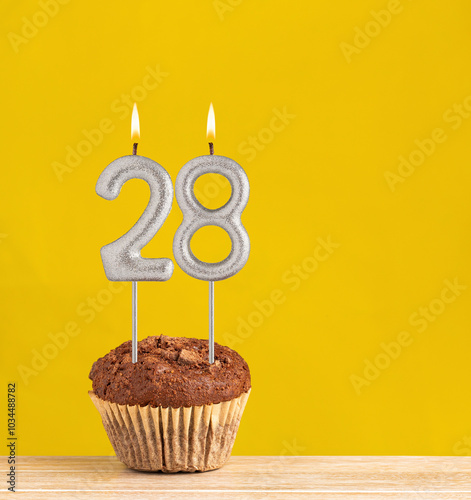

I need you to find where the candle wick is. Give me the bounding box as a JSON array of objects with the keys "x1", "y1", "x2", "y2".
[
  {"x1": 133, "y1": 143, "x2": 138, "y2": 155},
  {"x1": 209, "y1": 142, "x2": 214, "y2": 155}
]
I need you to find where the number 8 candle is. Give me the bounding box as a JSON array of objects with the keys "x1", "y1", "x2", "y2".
[{"x1": 173, "y1": 103, "x2": 250, "y2": 363}]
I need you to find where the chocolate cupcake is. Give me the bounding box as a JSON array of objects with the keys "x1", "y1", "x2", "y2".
[{"x1": 89, "y1": 335, "x2": 251, "y2": 472}]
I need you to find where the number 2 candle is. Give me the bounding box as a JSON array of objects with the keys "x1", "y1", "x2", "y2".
[{"x1": 96, "y1": 104, "x2": 173, "y2": 363}]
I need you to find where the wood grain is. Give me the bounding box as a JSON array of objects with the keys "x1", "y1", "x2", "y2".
[{"x1": 6, "y1": 455, "x2": 471, "y2": 499}]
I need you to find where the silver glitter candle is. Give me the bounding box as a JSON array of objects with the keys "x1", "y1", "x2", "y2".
[
  {"x1": 96, "y1": 154, "x2": 174, "y2": 282},
  {"x1": 173, "y1": 154, "x2": 250, "y2": 281},
  {"x1": 96, "y1": 104, "x2": 173, "y2": 364}
]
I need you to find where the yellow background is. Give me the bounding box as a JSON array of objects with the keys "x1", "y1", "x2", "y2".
[{"x1": 2, "y1": 0, "x2": 471, "y2": 456}]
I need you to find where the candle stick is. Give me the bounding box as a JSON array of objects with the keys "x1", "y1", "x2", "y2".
[
  {"x1": 208, "y1": 115, "x2": 215, "y2": 364},
  {"x1": 173, "y1": 102, "x2": 250, "y2": 364},
  {"x1": 131, "y1": 109, "x2": 139, "y2": 363},
  {"x1": 209, "y1": 280, "x2": 214, "y2": 364},
  {"x1": 132, "y1": 281, "x2": 138, "y2": 363}
]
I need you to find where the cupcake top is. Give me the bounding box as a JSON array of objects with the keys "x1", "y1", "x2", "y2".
[{"x1": 89, "y1": 335, "x2": 251, "y2": 408}]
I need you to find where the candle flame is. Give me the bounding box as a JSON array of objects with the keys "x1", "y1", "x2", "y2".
[
  {"x1": 206, "y1": 102, "x2": 215, "y2": 140},
  {"x1": 131, "y1": 103, "x2": 140, "y2": 141}
]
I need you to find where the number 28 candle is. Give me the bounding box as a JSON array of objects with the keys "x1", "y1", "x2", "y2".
[{"x1": 95, "y1": 103, "x2": 250, "y2": 365}]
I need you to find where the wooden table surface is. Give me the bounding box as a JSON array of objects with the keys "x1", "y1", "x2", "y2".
[{"x1": 10, "y1": 455, "x2": 471, "y2": 499}]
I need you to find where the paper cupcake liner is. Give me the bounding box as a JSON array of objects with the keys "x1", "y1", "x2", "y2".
[{"x1": 89, "y1": 389, "x2": 250, "y2": 472}]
